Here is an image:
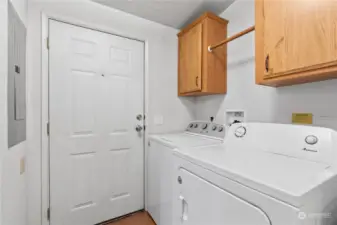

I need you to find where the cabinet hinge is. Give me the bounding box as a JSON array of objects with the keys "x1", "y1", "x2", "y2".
[
  {"x1": 46, "y1": 37, "x2": 50, "y2": 50},
  {"x1": 47, "y1": 208, "x2": 50, "y2": 221},
  {"x1": 47, "y1": 122, "x2": 50, "y2": 136}
]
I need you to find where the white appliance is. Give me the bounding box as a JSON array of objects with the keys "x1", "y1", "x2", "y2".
[
  {"x1": 146, "y1": 121, "x2": 226, "y2": 225},
  {"x1": 172, "y1": 123, "x2": 337, "y2": 225}
]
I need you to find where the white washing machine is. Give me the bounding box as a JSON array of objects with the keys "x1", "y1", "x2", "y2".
[
  {"x1": 172, "y1": 123, "x2": 337, "y2": 225},
  {"x1": 146, "y1": 121, "x2": 226, "y2": 225}
]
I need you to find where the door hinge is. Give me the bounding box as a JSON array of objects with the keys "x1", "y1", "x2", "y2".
[
  {"x1": 46, "y1": 37, "x2": 50, "y2": 50},
  {"x1": 47, "y1": 122, "x2": 50, "y2": 136},
  {"x1": 47, "y1": 208, "x2": 50, "y2": 221}
]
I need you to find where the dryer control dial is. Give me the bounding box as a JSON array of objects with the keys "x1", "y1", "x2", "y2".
[
  {"x1": 202, "y1": 124, "x2": 208, "y2": 130},
  {"x1": 212, "y1": 125, "x2": 217, "y2": 131},
  {"x1": 235, "y1": 126, "x2": 246, "y2": 138}
]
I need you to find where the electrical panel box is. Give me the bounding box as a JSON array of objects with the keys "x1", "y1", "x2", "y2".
[{"x1": 8, "y1": 2, "x2": 27, "y2": 148}]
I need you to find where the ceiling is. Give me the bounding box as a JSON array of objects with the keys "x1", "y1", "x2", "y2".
[{"x1": 92, "y1": 0, "x2": 234, "y2": 29}]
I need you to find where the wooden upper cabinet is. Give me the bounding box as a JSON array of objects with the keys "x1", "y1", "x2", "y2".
[
  {"x1": 179, "y1": 23, "x2": 203, "y2": 93},
  {"x1": 178, "y1": 12, "x2": 228, "y2": 96},
  {"x1": 256, "y1": 0, "x2": 337, "y2": 86}
]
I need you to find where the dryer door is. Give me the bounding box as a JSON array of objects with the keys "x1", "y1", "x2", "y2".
[{"x1": 175, "y1": 168, "x2": 271, "y2": 225}]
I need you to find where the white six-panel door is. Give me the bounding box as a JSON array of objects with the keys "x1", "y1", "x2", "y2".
[{"x1": 49, "y1": 20, "x2": 145, "y2": 225}]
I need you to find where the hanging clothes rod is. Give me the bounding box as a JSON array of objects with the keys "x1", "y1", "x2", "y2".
[{"x1": 208, "y1": 26, "x2": 255, "y2": 52}]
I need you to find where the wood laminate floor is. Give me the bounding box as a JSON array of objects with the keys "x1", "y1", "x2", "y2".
[{"x1": 105, "y1": 211, "x2": 156, "y2": 225}]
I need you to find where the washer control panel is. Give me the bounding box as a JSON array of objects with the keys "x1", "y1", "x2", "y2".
[{"x1": 186, "y1": 121, "x2": 226, "y2": 138}]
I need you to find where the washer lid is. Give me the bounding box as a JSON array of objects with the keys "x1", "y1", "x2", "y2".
[
  {"x1": 224, "y1": 150, "x2": 332, "y2": 197},
  {"x1": 174, "y1": 145, "x2": 334, "y2": 207},
  {"x1": 150, "y1": 133, "x2": 222, "y2": 148}
]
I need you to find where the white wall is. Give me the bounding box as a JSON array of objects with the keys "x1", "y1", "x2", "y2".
[
  {"x1": 0, "y1": 1, "x2": 7, "y2": 223},
  {"x1": 274, "y1": 80, "x2": 337, "y2": 128},
  {"x1": 1, "y1": 0, "x2": 28, "y2": 225},
  {"x1": 195, "y1": 0, "x2": 337, "y2": 130},
  {"x1": 195, "y1": 0, "x2": 276, "y2": 125},
  {"x1": 27, "y1": 1, "x2": 195, "y2": 224}
]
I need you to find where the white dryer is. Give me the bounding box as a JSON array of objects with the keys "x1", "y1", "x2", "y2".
[
  {"x1": 146, "y1": 121, "x2": 226, "y2": 225},
  {"x1": 173, "y1": 123, "x2": 337, "y2": 225}
]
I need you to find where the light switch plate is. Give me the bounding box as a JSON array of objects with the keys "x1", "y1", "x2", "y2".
[{"x1": 20, "y1": 157, "x2": 25, "y2": 175}]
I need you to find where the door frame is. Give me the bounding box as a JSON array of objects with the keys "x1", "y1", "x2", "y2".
[{"x1": 41, "y1": 13, "x2": 149, "y2": 225}]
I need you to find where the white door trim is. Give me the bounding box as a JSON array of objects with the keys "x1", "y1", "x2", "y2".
[{"x1": 41, "y1": 13, "x2": 150, "y2": 225}]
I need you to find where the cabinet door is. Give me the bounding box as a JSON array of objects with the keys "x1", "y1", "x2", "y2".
[
  {"x1": 263, "y1": 0, "x2": 337, "y2": 77},
  {"x1": 179, "y1": 23, "x2": 203, "y2": 93}
]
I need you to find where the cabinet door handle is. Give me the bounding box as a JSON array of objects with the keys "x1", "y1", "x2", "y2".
[
  {"x1": 265, "y1": 55, "x2": 269, "y2": 72},
  {"x1": 196, "y1": 76, "x2": 199, "y2": 87}
]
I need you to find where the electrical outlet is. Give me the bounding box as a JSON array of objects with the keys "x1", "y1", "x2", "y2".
[{"x1": 225, "y1": 110, "x2": 245, "y2": 126}]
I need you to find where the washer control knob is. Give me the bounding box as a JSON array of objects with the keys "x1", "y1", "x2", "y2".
[
  {"x1": 189, "y1": 123, "x2": 194, "y2": 128},
  {"x1": 218, "y1": 126, "x2": 224, "y2": 132},
  {"x1": 235, "y1": 126, "x2": 246, "y2": 137},
  {"x1": 305, "y1": 135, "x2": 318, "y2": 145},
  {"x1": 212, "y1": 125, "x2": 217, "y2": 131},
  {"x1": 202, "y1": 124, "x2": 208, "y2": 130},
  {"x1": 194, "y1": 124, "x2": 198, "y2": 128}
]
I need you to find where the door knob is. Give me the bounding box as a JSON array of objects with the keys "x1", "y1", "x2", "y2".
[
  {"x1": 136, "y1": 114, "x2": 143, "y2": 121},
  {"x1": 135, "y1": 125, "x2": 143, "y2": 132}
]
